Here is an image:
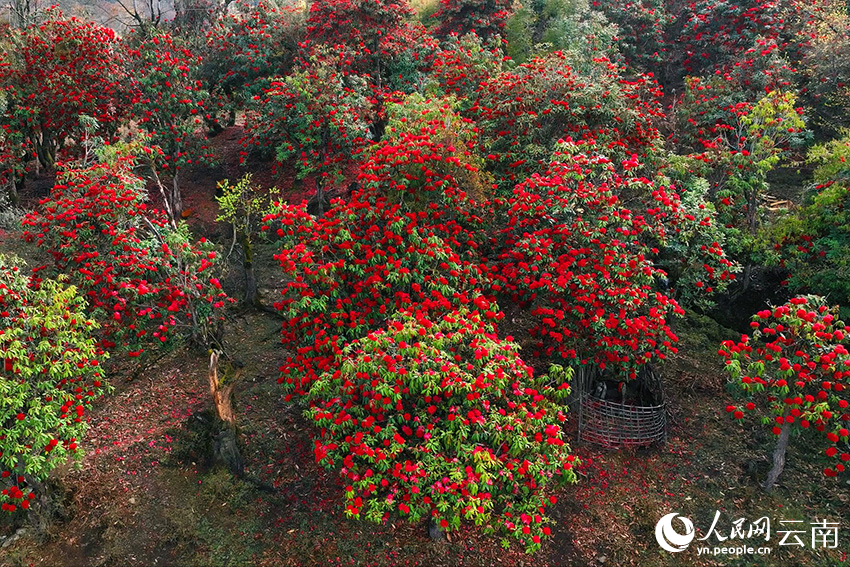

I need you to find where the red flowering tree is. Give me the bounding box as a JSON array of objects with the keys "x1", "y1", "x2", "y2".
[
  {"x1": 797, "y1": 2, "x2": 850, "y2": 135},
  {"x1": 307, "y1": 310, "x2": 577, "y2": 551},
  {"x1": 672, "y1": 0, "x2": 787, "y2": 78},
  {"x1": 243, "y1": 48, "x2": 370, "y2": 215},
  {"x1": 720, "y1": 296, "x2": 850, "y2": 490},
  {"x1": 304, "y1": 0, "x2": 415, "y2": 76},
  {"x1": 200, "y1": 1, "x2": 305, "y2": 125},
  {"x1": 0, "y1": 256, "x2": 110, "y2": 514},
  {"x1": 22, "y1": 149, "x2": 228, "y2": 359},
  {"x1": 0, "y1": 12, "x2": 126, "y2": 170},
  {"x1": 0, "y1": 118, "x2": 27, "y2": 204},
  {"x1": 126, "y1": 31, "x2": 214, "y2": 217},
  {"x1": 360, "y1": 93, "x2": 495, "y2": 214},
  {"x1": 650, "y1": 169, "x2": 741, "y2": 311},
  {"x1": 590, "y1": 0, "x2": 670, "y2": 74},
  {"x1": 266, "y1": 192, "x2": 498, "y2": 397},
  {"x1": 676, "y1": 81, "x2": 806, "y2": 293},
  {"x1": 429, "y1": 33, "x2": 504, "y2": 103},
  {"x1": 433, "y1": 0, "x2": 513, "y2": 40},
  {"x1": 486, "y1": 151, "x2": 688, "y2": 377},
  {"x1": 473, "y1": 52, "x2": 664, "y2": 194}
]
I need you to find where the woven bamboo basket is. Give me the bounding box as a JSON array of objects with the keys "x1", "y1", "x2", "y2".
[{"x1": 573, "y1": 366, "x2": 667, "y2": 448}]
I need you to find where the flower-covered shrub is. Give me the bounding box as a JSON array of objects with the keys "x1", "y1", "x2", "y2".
[
  {"x1": 243, "y1": 47, "x2": 370, "y2": 213},
  {"x1": 0, "y1": 256, "x2": 110, "y2": 513},
  {"x1": 21, "y1": 150, "x2": 228, "y2": 357},
  {"x1": 0, "y1": 11, "x2": 126, "y2": 169},
  {"x1": 473, "y1": 52, "x2": 664, "y2": 194},
  {"x1": 433, "y1": 0, "x2": 513, "y2": 40},
  {"x1": 590, "y1": 0, "x2": 670, "y2": 74},
  {"x1": 429, "y1": 33, "x2": 504, "y2": 104},
  {"x1": 487, "y1": 152, "x2": 693, "y2": 377},
  {"x1": 305, "y1": 0, "x2": 411, "y2": 50},
  {"x1": 200, "y1": 1, "x2": 306, "y2": 123},
  {"x1": 307, "y1": 309, "x2": 577, "y2": 552},
  {"x1": 672, "y1": 0, "x2": 787, "y2": 78},
  {"x1": 266, "y1": 193, "x2": 499, "y2": 396},
  {"x1": 126, "y1": 31, "x2": 214, "y2": 214},
  {"x1": 359, "y1": 93, "x2": 495, "y2": 218},
  {"x1": 719, "y1": 296, "x2": 850, "y2": 488}
]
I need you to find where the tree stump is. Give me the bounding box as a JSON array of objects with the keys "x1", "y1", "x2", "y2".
[{"x1": 208, "y1": 350, "x2": 244, "y2": 477}]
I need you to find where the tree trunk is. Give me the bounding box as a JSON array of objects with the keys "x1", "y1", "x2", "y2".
[
  {"x1": 738, "y1": 261, "x2": 754, "y2": 296},
  {"x1": 746, "y1": 181, "x2": 761, "y2": 236},
  {"x1": 213, "y1": 427, "x2": 244, "y2": 478},
  {"x1": 238, "y1": 230, "x2": 258, "y2": 306},
  {"x1": 208, "y1": 351, "x2": 244, "y2": 477},
  {"x1": 33, "y1": 131, "x2": 57, "y2": 170},
  {"x1": 764, "y1": 421, "x2": 791, "y2": 492},
  {"x1": 171, "y1": 172, "x2": 183, "y2": 219},
  {"x1": 6, "y1": 179, "x2": 19, "y2": 205},
  {"x1": 316, "y1": 177, "x2": 324, "y2": 218},
  {"x1": 21, "y1": 474, "x2": 62, "y2": 536}
]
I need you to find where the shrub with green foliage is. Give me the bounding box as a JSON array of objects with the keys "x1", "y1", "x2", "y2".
[
  {"x1": 0, "y1": 256, "x2": 110, "y2": 513},
  {"x1": 765, "y1": 135, "x2": 850, "y2": 318},
  {"x1": 307, "y1": 309, "x2": 577, "y2": 552},
  {"x1": 504, "y1": 0, "x2": 618, "y2": 65}
]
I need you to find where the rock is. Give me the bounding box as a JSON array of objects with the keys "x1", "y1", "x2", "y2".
[
  {"x1": 214, "y1": 426, "x2": 244, "y2": 478},
  {"x1": 129, "y1": 497, "x2": 136, "y2": 505},
  {"x1": 2, "y1": 534, "x2": 18, "y2": 548},
  {"x1": 597, "y1": 555, "x2": 607, "y2": 564},
  {"x1": 428, "y1": 519, "x2": 447, "y2": 542}
]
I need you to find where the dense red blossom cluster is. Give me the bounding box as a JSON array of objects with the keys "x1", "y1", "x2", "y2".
[
  {"x1": 266, "y1": 191, "x2": 495, "y2": 397},
  {"x1": 307, "y1": 310, "x2": 576, "y2": 551},
  {"x1": 0, "y1": 12, "x2": 126, "y2": 169},
  {"x1": 487, "y1": 154, "x2": 686, "y2": 375},
  {"x1": 22, "y1": 154, "x2": 228, "y2": 357}
]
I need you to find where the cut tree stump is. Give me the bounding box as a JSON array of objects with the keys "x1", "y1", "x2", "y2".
[{"x1": 208, "y1": 350, "x2": 245, "y2": 477}]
